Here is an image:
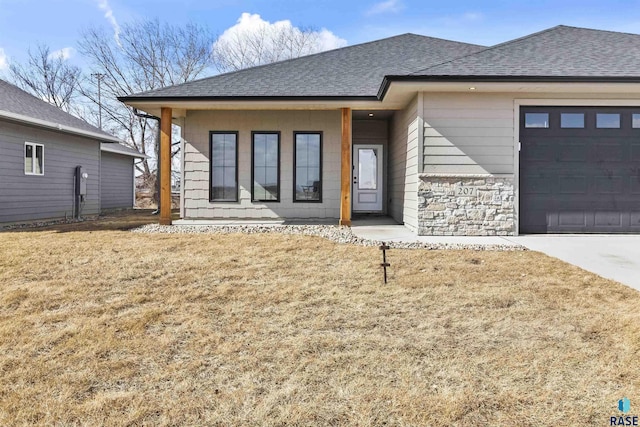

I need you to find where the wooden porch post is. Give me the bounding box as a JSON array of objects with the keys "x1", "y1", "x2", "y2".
[
  {"x1": 339, "y1": 107, "x2": 352, "y2": 226},
  {"x1": 159, "y1": 107, "x2": 172, "y2": 225}
]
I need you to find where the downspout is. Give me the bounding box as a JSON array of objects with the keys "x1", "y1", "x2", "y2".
[{"x1": 133, "y1": 108, "x2": 161, "y2": 214}]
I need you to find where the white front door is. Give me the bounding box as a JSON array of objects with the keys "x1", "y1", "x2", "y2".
[{"x1": 352, "y1": 144, "x2": 383, "y2": 212}]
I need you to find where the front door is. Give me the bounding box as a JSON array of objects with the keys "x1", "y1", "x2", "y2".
[{"x1": 353, "y1": 144, "x2": 383, "y2": 212}]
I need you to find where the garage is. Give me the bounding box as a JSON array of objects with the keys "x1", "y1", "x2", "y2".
[{"x1": 519, "y1": 106, "x2": 640, "y2": 233}]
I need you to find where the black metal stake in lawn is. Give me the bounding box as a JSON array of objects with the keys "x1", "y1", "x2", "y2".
[{"x1": 379, "y1": 242, "x2": 390, "y2": 284}]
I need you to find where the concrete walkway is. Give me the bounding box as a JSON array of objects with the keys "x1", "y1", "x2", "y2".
[{"x1": 504, "y1": 235, "x2": 640, "y2": 292}]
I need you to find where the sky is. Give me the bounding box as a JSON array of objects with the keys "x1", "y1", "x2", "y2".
[{"x1": 1, "y1": 0, "x2": 640, "y2": 76}]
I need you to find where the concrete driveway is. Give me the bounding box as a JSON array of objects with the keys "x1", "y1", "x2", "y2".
[{"x1": 504, "y1": 235, "x2": 640, "y2": 292}]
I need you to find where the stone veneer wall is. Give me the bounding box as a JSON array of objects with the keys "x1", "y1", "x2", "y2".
[{"x1": 417, "y1": 174, "x2": 516, "y2": 236}]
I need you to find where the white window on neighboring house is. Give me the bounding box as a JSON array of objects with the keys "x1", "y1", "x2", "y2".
[{"x1": 24, "y1": 142, "x2": 44, "y2": 175}]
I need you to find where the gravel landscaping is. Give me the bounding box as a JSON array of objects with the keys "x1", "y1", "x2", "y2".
[{"x1": 132, "y1": 223, "x2": 526, "y2": 251}]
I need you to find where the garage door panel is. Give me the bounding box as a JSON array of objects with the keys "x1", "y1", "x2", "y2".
[
  {"x1": 519, "y1": 210, "x2": 548, "y2": 233},
  {"x1": 520, "y1": 106, "x2": 640, "y2": 233},
  {"x1": 521, "y1": 175, "x2": 554, "y2": 194},
  {"x1": 558, "y1": 211, "x2": 588, "y2": 227},
  {"x1": 558, "y1": 144, "x2": 588, "y2": 162},
  {"x1": 594, "y1": 211, "x2": 623, "y2": 227},
  {"x1": 630, "y1": 178, "x2": 640, "y2": 194},
  {"x1": 522, "y1": 142, "x2": 555, "y2": 161},
  {"x1": 558, "y1": 176, "x2": 588, "y2": 194},
  {"x1": 594, "y1": 143, "x2": 626, "y2": 161},
  {"x1": 594, "y1": 176, "x2": 625, "y2": 194}
]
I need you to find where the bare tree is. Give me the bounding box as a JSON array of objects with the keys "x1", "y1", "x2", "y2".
[
  {"x1": 9, "y1": 44, "x2": 81, "y2": 112},
  {"x1": 78, "y1": 19, "x2": 215, "y2": 197},
  {"x1": 213, "y1": 23, "x2": 325, "y2": 72}
]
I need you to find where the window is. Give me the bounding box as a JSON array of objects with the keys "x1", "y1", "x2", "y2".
[
  {"x1": 525, "y1": 113, "x2": 549, "y2": 128},
  {"x1": 596, "y1": 113, "x2": 620, "y2": 128},
  {"x1": 561, "y1": 113, "x2": 585, "y2": 128},
  {"x1": 24, "y1": 142, "x2": 44, "y2": 175},
  {"x1": 209, "y1": 132, "x2": 238, "y2": 202},
  {"x1": 252, "y1": 132, "x2": 280, "y2": 201},
  {"x1": 632, "y1": 114, "x2": 640, "y2": 128},
  {"x1": 294, "y1": 132, "x2": 322, "y2": 202}
]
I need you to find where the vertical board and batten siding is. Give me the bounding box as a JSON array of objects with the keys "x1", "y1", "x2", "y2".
[
  {"x1": 182, "y1": 110, "x2": 342, "y2": 219},
  {"x1": 388, "y1": 96, "x2": 419, "y2": 231},
  {"x1": 352, "y1": 119, "x2": 389, "y2": 213},
  {"x1": 0, "y1": 119, "x2": 101, "y2": 223},
  {"x1": 100, "y1": 151, "x2": 134, "y2": 210},
  {"x1": 422, "y1": 93, "x2": 515, "y2": 175}
]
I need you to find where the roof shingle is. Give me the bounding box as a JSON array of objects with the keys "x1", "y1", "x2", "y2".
[
  {"x1": 411, "y1": 25, "x2": 640, "y2": 78},
  {"x1": 122, "y1": 34, "x2": 485, "y2": 99},
  {"x1": 120, "y1": 25, "x2": 640, "y2": 103},
  {"x1": 0, "y1": 78, "x2": 117, "y2": 141}
]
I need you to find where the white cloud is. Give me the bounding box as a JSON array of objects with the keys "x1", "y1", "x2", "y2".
[
  {"x1": 316, "y1": 28, "x2": 348, "y2": 51},
  {"x1": 97, "y1": 0, "x2": 121, "y2": 46},
  {"x1": 221, "y1": 13, "x2": 347, "y2": 51},
  {"x1": 215, "y1": 13, "x2": 347, "y2": 70},
  {"x1": 0, "y1": 48, "x2": 7, "y2": 71},
  {"x1": 366, "y1": 0, "x2": 403, "y2": 16},
  {"x1": 48, "y1": 47, "x2": 75, "y2": 61}
]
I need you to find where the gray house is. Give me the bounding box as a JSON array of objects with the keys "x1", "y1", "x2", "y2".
[
  {"x1": 0, "y1": 79, "x2": 144, "y2": 224},
  {"x1": 120, "y1": 25, "x2": 640, "y2": 235},
  {"x1": 100, "y1": 143, "x2": 146, "y2": 210}
]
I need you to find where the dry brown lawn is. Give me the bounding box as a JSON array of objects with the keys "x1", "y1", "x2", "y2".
[{"x1": 0, "y1": 211, "x2": 639, "y2": 426}]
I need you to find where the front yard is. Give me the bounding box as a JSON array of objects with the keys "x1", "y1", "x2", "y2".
[{"x1": 0, "y1": 212, "x2": 638, "y2": 426}]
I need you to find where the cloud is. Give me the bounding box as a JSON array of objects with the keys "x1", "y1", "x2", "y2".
[
  {"x1": 215, "y1": 13, "x2": 347, "y2": 70},
  {"x1": 316, "y1": 28, "x2": 348, "y2": 51},
  {"x1": 366, "y1": 0, "x2": 403, "y2": 16},
  {"x1": 48, "y1": 47, "x2": 75, "y2": 61},
  {"x1": 221, "y1": 13, "x2": 346, "y2": 51},
  {"x1": 0, "y1": 48, "x2": 7, "y2": 71},
  {"x1": 97, "y1": 0, "x2": 121, "y2": 46}
]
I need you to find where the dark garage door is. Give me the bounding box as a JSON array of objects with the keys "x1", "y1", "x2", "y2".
[{"x1": 520, "y1": 106, "x2": 640, "y2": 233}]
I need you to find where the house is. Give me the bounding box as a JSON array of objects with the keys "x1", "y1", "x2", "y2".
[
  {"x1": 119, "y1": 25, "x2": 640, "y2": 235},
  {"x1": 0, "y1": 79, "x2": 144, "y2": 224},
  {"x1": 100, "y1": 143, "x2": 146, "y2": 211}
]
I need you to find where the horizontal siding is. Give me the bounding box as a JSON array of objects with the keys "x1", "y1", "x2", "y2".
[
  {"x1": 100, "y1": 151, "x2": 134, "y2": 209},
  {"x1": 0, "y1": 119, "x2": 101, "y2": 223},
  {"x1": 389, "y1": 95, "x2": 418, "y2": 230},
  {"x1": 423, "y1": 93, "x2": 515, "y2": 175},
  {"x1": 421, "y1": 91, "x2": 640, "y2": 175},
  {"x1": 183, "y1": 110, "x2": 342, "y2": 219},
  {"x1": 424, "y1": 127, "x2": 514, "y2": 138}
]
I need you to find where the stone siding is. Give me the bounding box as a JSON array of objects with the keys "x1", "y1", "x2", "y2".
[{"x1": 418, "y1": 174, "x2": 516, "y2": 236}]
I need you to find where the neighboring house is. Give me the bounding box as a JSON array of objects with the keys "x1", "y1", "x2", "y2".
[
  {"x1": 120, "y1": 25, "x2": 640, "y2": 235},
  {"x1": 100, "y1": 143, "x2": 147, "y2": 211},
  {"x1": 0, "y1": 79, "x2": 144, "y2": 224}
]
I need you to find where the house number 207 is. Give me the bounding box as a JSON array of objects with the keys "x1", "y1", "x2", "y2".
[{"x1": 456, "y1": 186, "x2": 477, "y2": 197}]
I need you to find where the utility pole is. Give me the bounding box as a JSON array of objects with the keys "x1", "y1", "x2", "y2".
[{"x1": 91, "y1": 73, "x2": 105, "y2": 130}]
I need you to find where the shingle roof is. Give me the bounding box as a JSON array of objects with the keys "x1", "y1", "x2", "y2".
[
  {"x1": 410, "y1": 25, "x2": 640, "y2": 78},
  {"x1": 120, "y1": 25, "x2": 640, "y2": 103},
  {"x1": 120, "y1": 34, "x2": 485, "y2": 100},
  {"x1": 0, "y1": 78, "x2": 119, "y2": 142}
]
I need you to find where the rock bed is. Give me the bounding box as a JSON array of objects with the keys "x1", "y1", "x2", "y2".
[
  {"x1": 132, "y1": 223, "x2": 525, "y2": 251},
  {"x1": 0, "y1": 216, "x2": 98, "y2": 231}
]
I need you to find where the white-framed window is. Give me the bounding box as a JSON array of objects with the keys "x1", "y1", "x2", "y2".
[{"x1": 24, "y1": 142, "x2": 44, "y2": 175}]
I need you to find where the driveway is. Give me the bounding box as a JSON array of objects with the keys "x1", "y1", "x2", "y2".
[{"x1": 505, "y1": 235, "x2": 640, "y2": 292}]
